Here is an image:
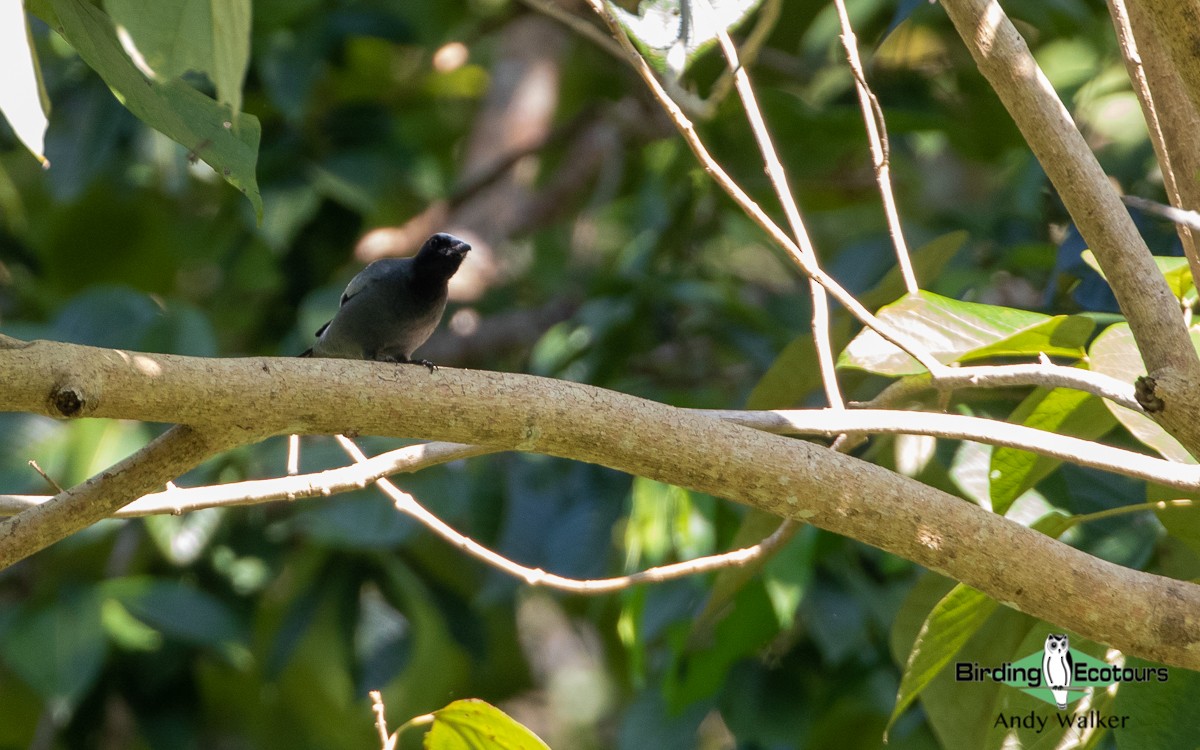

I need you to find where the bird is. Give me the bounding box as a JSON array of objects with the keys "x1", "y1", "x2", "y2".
[{"x1": 300, "y1": 232, "x2": 471, "y2": 370}]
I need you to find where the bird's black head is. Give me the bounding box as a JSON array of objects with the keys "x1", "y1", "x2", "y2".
[{"x1": 413, "y1": 232, "x2": 471, "y2": 281}]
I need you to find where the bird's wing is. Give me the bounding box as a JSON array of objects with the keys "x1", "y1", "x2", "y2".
[{"x1": 339, "y1": 259, "x2": 406, "y2": 306}]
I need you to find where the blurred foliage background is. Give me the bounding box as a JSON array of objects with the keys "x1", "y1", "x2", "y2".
[{"x1": 0, "y1": 0, "x2": 1193, "y2": 748}]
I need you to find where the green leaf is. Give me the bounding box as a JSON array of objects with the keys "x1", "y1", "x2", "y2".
[
  {"x1": 0, "y1": 3, "x2": 51, "y2": 165},
  {"x1": 0, "y1": 588, "x2": 107, "y2": 708},
  {"x1": 102, "y1": 578, "x2": 245, "y2": 653},
  {"x1": 890, "y1": 574, "x2": 1038, "y2": 749},
  {"x1": 989, "y1": 388, "x2": 1117, "y2": 514},
  {"x1": 761, "y1": 524, "x2": 817, "y2": 630},
  {"x1": 1089, "y1": 323, "x2": 1197, "y2": 463},
  {"x1": 839, "y1": 291, "x2": 1093, "y2": 375},
  {"x1": 665, "y1": 580, "x2": 779, "y2": 707},
  {"x1": 1081, "y1": 250, "x2": 1194, "y2": 301},
  {"x1": 1147, "y1": 483, "x2": 1200, "y2": 557},
  {"x1": 886, "y1": 584, "x2": 998, "y2": 736},
  {"x1": 102, "y1": 0, "x2": 251, "y2": 116},
  {"x1": 50, "y1": 0, "x2": 262, "y2": 219},
  {"x1": 425, "y1": 699, "x2": 550, "y2": 750},
  {"x1": 686, "y1": 511, "x2": 792, "y2": 646},
  {"x1": 859, "y1": 231, "x2": 968, "y2": 310},
  {"x1": 610, "y1": 0, "x2": 762, "y2": 73},
  {"x1": 746, "y1": 317, "x2": 855, "y2": 409},
  {"x1": 886, "y1": 511, "x2": 1069, "y2": 737},
  {"x1": 1112, "y1": 657, "x2": 1200, "y2": 750}
]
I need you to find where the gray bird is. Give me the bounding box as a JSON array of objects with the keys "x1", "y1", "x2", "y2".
[{"x1": 300, "y1": 233, "x2": 471, "y2": 369}]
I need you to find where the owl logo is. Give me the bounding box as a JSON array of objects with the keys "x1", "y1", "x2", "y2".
[{"x1": 1042, "y1": 634, "x2": 1073, "y2": 709}]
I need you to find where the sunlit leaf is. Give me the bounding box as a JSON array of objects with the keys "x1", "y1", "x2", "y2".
[
  {"x1": 886, "y1": 584, "x2": 997, "y2": 736},
  {"x1": 1081, "y1": 249, "x2": 1194, "y2": 301},
  {"x1": 0, "y1": 3, "x2": 51, "y2": 165},
  {"x1": 840, "y1": 291, "x2": 1093, "y2": 375},
  {"x1": 425, "y1": 700, "x2": 550, "y2": 749}
]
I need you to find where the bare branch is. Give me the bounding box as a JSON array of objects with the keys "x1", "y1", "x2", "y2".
[
  {"x1": 708, "y1": 21, "x2": 843, "y2": 408},
  {"x1": 336, "y1": 434, "x2": 798, "y2": 594},
  {"x1": 1108, "y1": 0, "x2": 1200, "y2": 290},
  {"x1": 27, "y1": 460, "x2": 63, "y2": 493},
  {"x1": 0, "y1": 425, "x2": 256, "y2": 569},
  {"x1": 1121, "y1": 195, "x2": 1200, "y2": 233},
  {"x1": 832, "y1": 0, "x2": 916, "y2": 294},
  {"x1": 2, "y1": 341, "x2": 1200, "y2": 667},
  {"x1": 867, "y1": 363, "x2": 1142, "y2": 412},
  {"x1": 701, "y1": 408, "x2": 1200, "y2": 492},
  {"x1": 939, "y1": 0, "x2": 1200, "y2": 449},
  {"x1": 581, "y1": 0, "x2": 949, "y2": 376}
]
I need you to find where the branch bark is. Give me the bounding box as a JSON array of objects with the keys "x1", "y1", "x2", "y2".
[
  {"x1": 2, "y1": 338, "x2": 1199, "y2": 668},
  {"x1": 940, "y1": 0, "x2": 1200, "y2": 452}
]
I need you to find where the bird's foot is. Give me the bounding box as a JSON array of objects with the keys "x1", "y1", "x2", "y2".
[{"x1": 415, "y1": 359, "x2": 438, "y2": 372}]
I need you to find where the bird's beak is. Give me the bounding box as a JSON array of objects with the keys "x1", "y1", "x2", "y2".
[{"x1": 447, "y1": 239, "x2": 471, "y2": 257}]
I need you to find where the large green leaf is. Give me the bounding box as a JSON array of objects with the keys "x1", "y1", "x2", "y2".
[
  {"x1": 1112, "y1": 657, "x2": 1200, "y2": 750},
  {"x1": 1089, "y1": 323, "x2": 1197, "y2": 463},
  {"x1": 425, "y1": 699, "x2": 550, "y2": 750},
  {"x1": 748, "y1": 232, "x2": 967, "y2": 409},
  {"x1": 50, "y1": 0, "x2": 262, "y2": 219},
  {"x1": 103, "y1": 0, "x2": 251, "y2": 116},
  {"x1": 989, "y1": 387, "x2": 1117, "y2": 514},
  {"x1": 886, "y1": 584, "x2": 997, "y2": 737},
  {"x1": 840, "y1": 291, "x2": 1094, "y2": 376},
  {"x1": 887, "y1": 512, "x2": 1070, "y2": 738}
]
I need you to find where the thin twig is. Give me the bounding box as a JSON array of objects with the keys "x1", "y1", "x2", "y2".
[
  {"x1": 833, "y1": 0, "x2": 916, "y2": 293},
  {"x1": 704, "y1": 0, "x2": 782, "y2": 110},
  {"x1": 699, "y1": 408, "x2": 1200, "y2": 492},
  {"x1": 1064, "y1": 497, "x2": 1193, "y2": 528},
  {"x1": 581, "y1": 0, "x2": 949, "y2": 377},
  {"x1": 286, "y1": 434, "x2": 300, "y2": 476},
  {"x1": 27, "y1": 460, "x2": 63, "y2": 493},
  {"x1": 864, "y1": 363, "x2": 1142, "y2": 412},
  {"x1": 516, "y1": 0, "x2": 628, "y2": 64},
  {"x1": 709, "y1": 20, "x2": 844, "y2": 409},
  {"x1": 1, "y1": 442, "x2": 494, "y2": 518},
  {"x1": 1121, "y1": 194, "x2": 1200, "y2": 232},
  {"x1": 369, "y1": 691, "x2": 395, "y2": 750},
  {"x1": 334, "y1": 435, "x2": 797, "y2": 595}
]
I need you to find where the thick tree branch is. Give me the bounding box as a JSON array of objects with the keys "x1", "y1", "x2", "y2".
[
  {"x1": 940, "y1": 0, "x2": 1200, "y2": 450},
  {"x1": 1110, "y1": 0, "x2": 1200, "y2": 290},
  {"x1": 2, "y1": 339, "x2": 1200, "y2": 668}
]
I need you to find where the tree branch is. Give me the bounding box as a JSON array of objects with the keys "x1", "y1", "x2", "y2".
[
  {"x1": 939, "y1": 0, "x2": 1200, "y2": 449},
  {"x1": 0, "y1": 424, "x2": 255, "y2": 569},
  {"x1": 2, "y1": 338, "x2": 1200, "y2": 668}
]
